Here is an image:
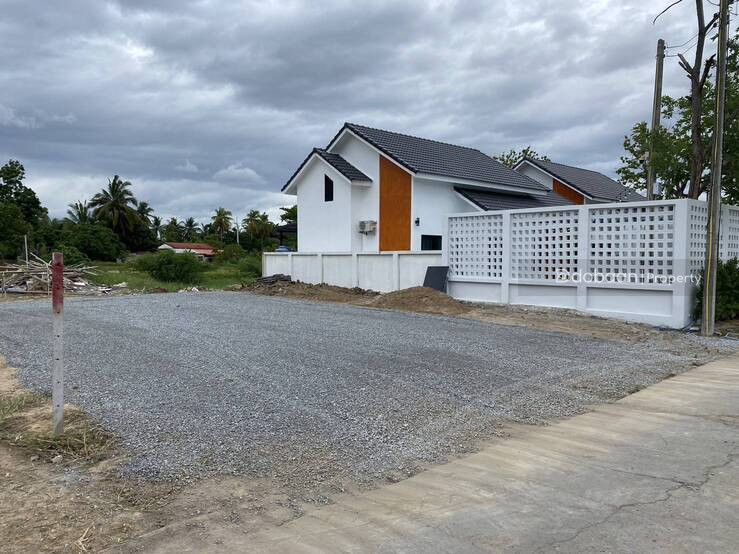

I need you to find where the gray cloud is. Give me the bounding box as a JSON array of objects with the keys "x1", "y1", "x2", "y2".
[{"x1": 0, "y1": 0, "x2": 708, "y2": 221}]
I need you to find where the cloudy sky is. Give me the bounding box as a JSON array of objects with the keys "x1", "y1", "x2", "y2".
[{"x1": 0, "y1": 0, "x2": 720, "y2": 222}]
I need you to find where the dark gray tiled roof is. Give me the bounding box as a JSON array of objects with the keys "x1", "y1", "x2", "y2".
[
  {"x1": 455, "y1": 186, "x2": 572, "y2": 211},
  {"x1": 314, "y1": 148, "x2": 371, "y2": 182},
  {"x1": 342, "y1": 123, "x2": 546, "y2": 192},
  {"x1": 282, "y1": 148, "x2": 370, "y2": 191},
  {"x1": 523, "y1": 158, "x2": 644, "y2": 202}
]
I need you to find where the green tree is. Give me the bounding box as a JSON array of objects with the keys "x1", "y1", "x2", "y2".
[
  {"x1": 0, "y1": 160, "x2": 46, "y2": 226},
  {"x1": 493, "y1": 147, "x2": 550, "y2": 169},
  {"x1": 0, "y1": 202, "x2": 29, "y2": 260},
  {"x1": 151, "y1": 216, "x2": 163, "y2": 240},
  {"x1": 66, "y1": 200, "x2": 93, "y2": 224},
  {"x1": 89, "y1": 176, "x2": 141, "y2": 240},
  {"x1": 618, "y1": 28, "x2": 739, "y2": 201},
  {"x1": 183, "y1": 217, "x2": 199, "y2": 241},
  {"x1": 59, "y1": 223, "x2": 124, "y2": 261},
  {"x1": 242, "y1": 210, "x2": 274, "y2": 251},
  {"x1": 136, "y1": 201, "x2": 154, "y2": 225},
  {"x1": 211, "y1": 207, "x2": 233, "y2": 242},
  {"x1": 163, "y1": 217, "x2": 185, "y2": 242},
  {"x1": 279, "y1": 205, "x2": 297, "y2": 224}
]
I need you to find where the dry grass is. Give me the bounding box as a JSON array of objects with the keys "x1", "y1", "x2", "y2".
[{"x1": 0, "y1": 365, "x2": 115, "y2": 463}]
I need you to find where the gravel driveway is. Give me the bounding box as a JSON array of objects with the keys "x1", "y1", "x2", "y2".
[{"x1": 0, "y1": 292, "x2": 729, "y2": 484}]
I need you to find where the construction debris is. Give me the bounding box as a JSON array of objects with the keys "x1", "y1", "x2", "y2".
[
  {"x1": 257, "y1": 273, "x2": 292, "y2": 285},
  {"x1": 0, "y1": 254, "x2": 107, "y2": 295}
]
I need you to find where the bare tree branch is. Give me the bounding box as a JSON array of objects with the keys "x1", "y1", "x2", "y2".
[
  {"x1": 700, "y1": 54, "x2": 716, "y2": 88},
  {"x1": 653, "y1": 0, "x2": 684, "y2": 24},
  {"x1": 678, "y1": 53, "x2": 694, "y2": 74}
]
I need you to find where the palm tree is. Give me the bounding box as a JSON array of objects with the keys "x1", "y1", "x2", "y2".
[
  {"x1": 163, "y1": 217, "x2": 185, "y2": 242},
  {"x1": 242, "y1": 210, "x2": 274, "y2": 251},
  {"x1": 211, "y1": 207, "x2": 233, "y2": 242},
  {"x1": 89, "y1": 175, "x2": 140, "y2": 239},
  {"x1": 136, "y1": 201, "x2": 154, "y2": 225},
  {"x1": 151, "y1": 216, "x2": 163, "y2": 240},
  {"x1": 279, "y1": 205, "x2": 297, "y2": 225},
  {"x1": 183, "y1": 217, "x2": 199, "y2": 241},
  {"x1": 66, "y1": 200, "x2": 92, "y2": 224}
]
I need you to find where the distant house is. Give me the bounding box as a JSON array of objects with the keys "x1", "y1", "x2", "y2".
[
  {"x1": 281, "y1": 123, "x2": 641, "y2": 253},
  {"x1": 158, "y1": 242, "x2": 216, "y2": 261}
]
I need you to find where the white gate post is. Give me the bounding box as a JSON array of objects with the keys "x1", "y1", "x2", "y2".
[
  {"x1": 576, "y1": 205, "x2": 590, "y2": 312},
  {"x1": 501, "y1": 212, "x2": 511, "y2": 304}
]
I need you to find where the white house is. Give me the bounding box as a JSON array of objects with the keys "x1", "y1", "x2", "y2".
[{"x1": 282, "y1": 123, "x2": 641, "y2": 253}]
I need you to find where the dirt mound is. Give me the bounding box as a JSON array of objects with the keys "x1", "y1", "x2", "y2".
[
  {"x1": 241, "y1": 281, "x2": 378, "y2": 303},
  {"x1": 369, "y1": 287, "x2": 468, "y2": 316}
]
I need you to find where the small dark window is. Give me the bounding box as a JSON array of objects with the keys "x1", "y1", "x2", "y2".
[
  {"x1": 421, "y1": 235, "x2": 442, "y2": 250},
  {"x1": 324, "y1": 175, "x2": 334, "y2": 202}
]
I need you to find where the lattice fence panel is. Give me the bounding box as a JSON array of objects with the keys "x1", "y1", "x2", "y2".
[
  {"x1": 510, "y1": 210, "x2": 579, "y2": 280},
  {"x1": 588, "y1": 204, "x2": 675, "y2": 284},
  {"x1": 688, "y1": 202, "x2": 708, "y2": 276},
  {"x1": 721, "y1": 206, "x2": 739, "y2": 261},
  {"x1": 448, "y1": 214, "x2": 504, "y2": 279}
]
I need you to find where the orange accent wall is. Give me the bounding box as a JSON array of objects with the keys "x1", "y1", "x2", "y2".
[
  {"x1": 379, "y1": 156, "x2": 411, "y2": 251},
  {"x1": 553, "y1": 179, "x2": 585, "y2": 205}
]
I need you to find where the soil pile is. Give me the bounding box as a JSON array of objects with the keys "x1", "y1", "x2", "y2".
[{"x1": 369, "y1": 286, "x2": 468, "y2": 316}]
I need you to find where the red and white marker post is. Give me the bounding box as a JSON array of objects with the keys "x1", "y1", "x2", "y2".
[{"x1": 51, "y1": 252, "x2": 64, "y2": 435}]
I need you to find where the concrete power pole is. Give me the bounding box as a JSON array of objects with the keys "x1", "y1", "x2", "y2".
[
  {"x1": 647, "y1": 38, "x2": 666, "y2": 201},
  {"x1": 701, "y1": 0, "x2": 730, "y2": 337}
]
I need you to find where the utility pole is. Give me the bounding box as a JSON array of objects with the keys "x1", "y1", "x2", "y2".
[
  {"x1": 701, "y1": 0, "x2": 730, "y2": 337},
  {"x1": 647, "y1": 38, "x2": 666, "y2": 200}
]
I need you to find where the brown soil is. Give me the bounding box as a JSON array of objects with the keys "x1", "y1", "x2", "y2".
[
  {"x1": 241, "y1": 281, "x2": 659, "y2": 343},
  {"x1": 239, "y1": 281, "x2": 379, "y2": 304},
  {"x1": 368, "y1": 286, "x2": 468, "y2": 315},
  {"x1": 0, "y1": 358, "x2": 178, "y2": 553},
  {"x1": 0, "y1": 358, "x2": 323, "y2": 553}
]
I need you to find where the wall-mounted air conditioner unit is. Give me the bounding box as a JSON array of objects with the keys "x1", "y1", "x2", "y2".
[{"x1": 358, "y1": 220, "x2": 377, "y2": 234}]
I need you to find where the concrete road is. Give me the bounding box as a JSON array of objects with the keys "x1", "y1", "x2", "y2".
[{"x1": 241, "y1": 356, "x2": 739, "y2": 553}]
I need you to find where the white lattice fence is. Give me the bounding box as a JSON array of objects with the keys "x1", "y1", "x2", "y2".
[
  {"x1": 448, "y1": 213, "x2": 504, "y2": 279},
  {"x1": 688, "y1": 201, "x2": 708, "y2": 277},
  {"x1": 721, "y1": 205, "x2": 739, "y2": 260},
  {"x1": 588, "y1": 204, "x2": 675, "y2": 284},
  {"x1": 510, "y1": 209, "x2": 579, "y2": 280}
]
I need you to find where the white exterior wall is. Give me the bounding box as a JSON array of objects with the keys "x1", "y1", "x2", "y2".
[
  {"x1": 517, "y1": 163, "x2": 553, "y2": 189},
  {"x1": 332, "y1": 134, "x2": 381, "y2": 252},
  {"x1": 296, "y1": 161, "x2": 352, "y2": 252},
  {"x1": 411, "y1": 177, "x2": 478, "y2": 251}
]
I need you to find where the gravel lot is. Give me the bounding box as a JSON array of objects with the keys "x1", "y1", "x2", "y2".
[{"x1": 0, "y1": 292, "x2": 733, "y2": 486}]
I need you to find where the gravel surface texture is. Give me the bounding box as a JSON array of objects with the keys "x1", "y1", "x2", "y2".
[{"x1": 0, "y1": 292, "x2": 734, "y2": 486}]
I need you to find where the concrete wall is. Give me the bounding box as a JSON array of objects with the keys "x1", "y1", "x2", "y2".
[{"x1": 263, "y1": 251, "x2": 443, "y2": 293}]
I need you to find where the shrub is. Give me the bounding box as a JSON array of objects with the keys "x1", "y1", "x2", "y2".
[
  {"x1": 215, "y1": 243, "x2": 246, "y2": 263},
  {"x1": 134, "y1": 251, "x2": 204, "y2": 283},
  {"x1": 51, "y1": 244, "x2": 90, "y2": 266},
  {"x1": 693, "y1": 258, "x2": 739, "y2": 321},
  {"x1": 60, "y1": 223, "x2": 124, "y2": 261},
  {"x1": 238, "y1": 255, "x2": 262, "y2": 278}
]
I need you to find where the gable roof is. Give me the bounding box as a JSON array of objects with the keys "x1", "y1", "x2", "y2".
[
  {"x1": 455, "y1": 187, "x2": 572, "y2": 211},
  {"x1": 519, "y1": 158, "x2": 644, "y2": 202},
  {"x1": 314, "y1": 148, "x2": 371, "y2": 182},
  {"x1": 282, "y1": 148, "x2": 371, "y2": 192},
  {"x1": 333, "y1": 123, "x2": 546, "y2": 192}
]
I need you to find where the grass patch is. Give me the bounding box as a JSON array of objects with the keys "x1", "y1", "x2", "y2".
[
  {"x1": 0, "y1": 390, "x2": 115, "y2": 463},
  {"x1": 89, "y1": 260, "x2": 256, "y2": 292}
]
